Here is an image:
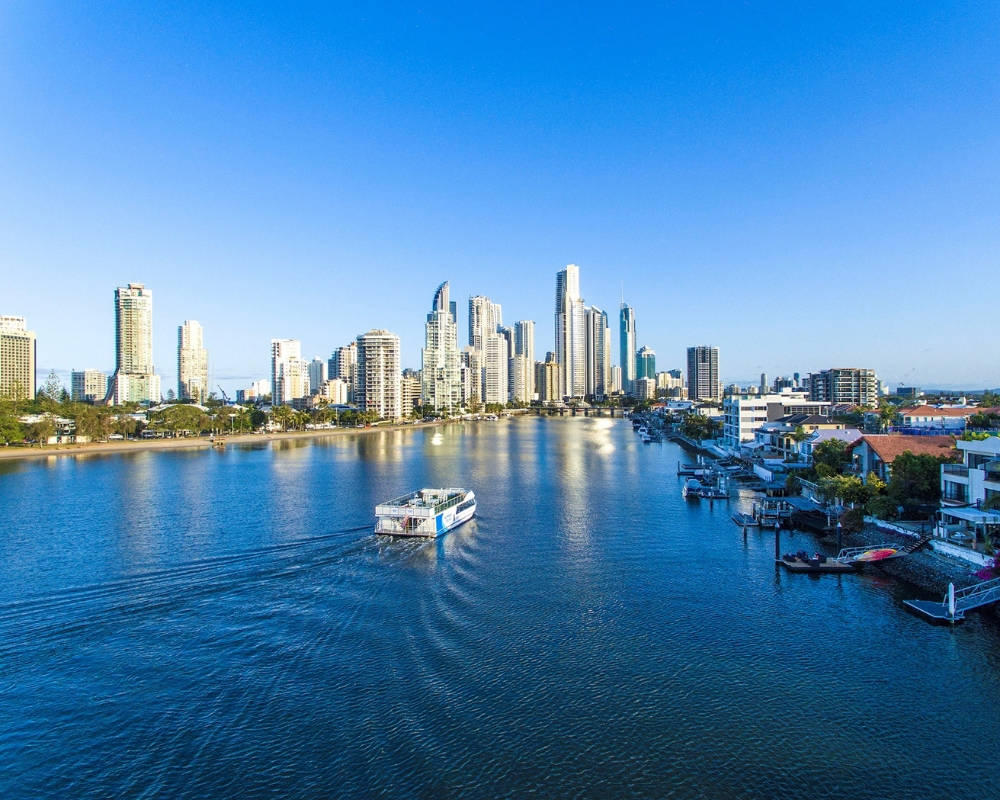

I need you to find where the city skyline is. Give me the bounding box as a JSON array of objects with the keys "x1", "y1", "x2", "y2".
[{"x1": 4, "y1": 4, "x2": 1000, "y2": 390}]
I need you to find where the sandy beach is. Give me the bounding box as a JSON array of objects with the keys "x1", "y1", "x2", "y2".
[{"x1": 0, "y1": 419, "x2": 457, "y2": 462}]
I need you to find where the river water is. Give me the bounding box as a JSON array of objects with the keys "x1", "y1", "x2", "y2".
[{"x1": 1, "y1": 417, "x2": 998, "y2": 799}]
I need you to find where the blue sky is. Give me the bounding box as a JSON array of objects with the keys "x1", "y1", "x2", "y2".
[{"x1": 3, "y1": 1, "x2": 998, "y2": 393}]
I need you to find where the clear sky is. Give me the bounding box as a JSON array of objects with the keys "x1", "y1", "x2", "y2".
[{"x1": 3, "y1": 1, "x2": 999, "y2": 393}]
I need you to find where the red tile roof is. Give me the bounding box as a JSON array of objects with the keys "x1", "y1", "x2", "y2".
[
  {"x1": 900, "y1": 406, "x2": 1000, "y2": 418},
  {"x1": 849, "y1": 434, "x2": 957, "y2": 463}
]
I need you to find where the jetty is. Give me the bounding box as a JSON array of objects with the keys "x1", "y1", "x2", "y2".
[
  {"x1": 778, "y1": 552, "x2": 857, "y2": 574},
  {"x1": 904, "y1": 577, "x2": 1000, "y2": 624}
]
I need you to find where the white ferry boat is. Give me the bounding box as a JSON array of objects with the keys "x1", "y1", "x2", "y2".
[{"x1": 374, "y1": 488, "x2": 477, "y2": 537}]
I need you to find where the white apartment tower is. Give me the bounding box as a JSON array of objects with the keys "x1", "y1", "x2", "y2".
[
  {"x1": 329, "y1": 342, "x2": 358, "y2": 402},
  {"x1": 554, "y1": 264, "x2": 587, "y2": 399},
  {"x1": 422, "y1": 281, "x2": 462, "y2": 414},
  {"x1": 483, "y1": 334, "x2": 509, "y2": 405},
  {"x1": 513, "y1": 320, "x2": 536, "y2": 401},
  {"x1": 356, "y1": 329, "x2": 401, "y2": 420},
  {"x1": 468, "y1": 296, "x2": 503, "y2": 351},
  {"x1": 0, "y1": 316, "x2": 37, "y2": 400},
  {"x1": 107, "y1": 283, "x2": 160, "y2": 404},
  {"x1": 71, "y1": 369, "x2": 107, "y2": 403},
  {"x1": 308, "y1": 358, "x2": 328, "y2": 393},
  {"x1": 585, "y1": 306, "x2": 611, "y2": 399},
  {"x1": 271, "y1": 338, "x2": 308, "y2": 405},
  {"x1": 177, "y1": 320, "x2": 209, "y2": 403}
]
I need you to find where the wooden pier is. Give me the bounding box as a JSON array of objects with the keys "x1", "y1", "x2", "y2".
[{"x1": 777, "y1": 555, "x2": 857, "y2": 574}]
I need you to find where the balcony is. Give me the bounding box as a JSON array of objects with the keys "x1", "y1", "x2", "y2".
[{"x1": 942, "y1": 464, "x2": 969, "y2": 477}]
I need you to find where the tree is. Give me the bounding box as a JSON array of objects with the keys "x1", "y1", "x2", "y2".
[
  {"x1": 167, "y1": 389, "x2": 176, "y2": 401},
  {"x1": 43, "y1": 370, "x2": 63, "y2": 402},
  {"x1": 271, "y1": 405, "x2": 294, "y2": 431},
  {"x1": 0, "y1": 411, "x2": 24, "y2": 444},
  {"x1": 28, "y1": 416, "x2": 55, "y2": 445},
  {"x1": 877, "y1": 402, "x2": 897, "y2": 433},
  {"x1": 887, "y1": 451, "x2": 952, "y2": 504},
  {"x1": 812, "y1": 438, "x2": 852, "y2": 475}
]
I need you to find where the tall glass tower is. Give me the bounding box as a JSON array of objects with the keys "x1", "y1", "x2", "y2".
[{"x1": 619, "y1": 303, "x2": 636, "y2": 396}]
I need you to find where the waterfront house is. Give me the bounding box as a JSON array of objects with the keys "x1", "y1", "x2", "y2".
[
  {"x1": 936, "y1": 435, "x2": 1000, "y2": 558},
  {"x1": 848, "y1": 434, "x2": 957, "y2": 484},
  {"x1": 894, "y1": 405, "x2": 995, "y2": 435}
]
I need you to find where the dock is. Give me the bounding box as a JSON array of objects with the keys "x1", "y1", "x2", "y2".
[
  {"x1": 778, "y1": 554, "x2": 857, "y2": 574},
  {"x1": 904, "y1": 577, "x2": 1000, "y2": 624}
]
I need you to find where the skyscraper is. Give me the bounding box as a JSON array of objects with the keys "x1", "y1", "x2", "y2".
[
  {"x1": 421, "y1": 281, "x2": 462, "y2": 414},
  {"x1": 637, "y1": 345, "x2": 656, "y2": 380},
  {"x1": 619, "y1": 302, "x2": 636, "y2": 396},
  {"x1": 585, "y1": 306, "x2": 611, "y2": 399},
  {"x1": 0, "y1": 316, "x2": 36, "y2": 400},
  {"x1": 107, "y1": 283, "x2": 160, "y2": 404},
  {"x1": 177, "y1": 320, "x2": 209, "y2": 403},
  {"x1": 468, "y1": 296, "x2": 502, "y2": 351},
  {"x1": 482, "y1": 334, "x2": 509, "y2": 405},
  {"x1": 513, "y1": 320, "x2": 536, "y2": 401},
  {"x1": 554, "y1": 264, "x2": 586, "y2": 398},
  {"x1": 356, "y1": 329, "x2": 401, "y2": 419},
  {"x1": 807, "y1": 368, "x2": 879, "y2": 406},
  {"x1": 271, "y1": 338, "x2": 304, "y2": 405},
  {"x1": 329, "y1": 342, "x2": 358, "y2": 401},
  {"x1": 687, "y1": 346, "x2": 720, "y2": 402}
]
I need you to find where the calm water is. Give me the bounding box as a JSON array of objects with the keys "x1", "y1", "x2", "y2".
[{"x1": 1, "y1": 417, "x2": 998, "y2": 799}]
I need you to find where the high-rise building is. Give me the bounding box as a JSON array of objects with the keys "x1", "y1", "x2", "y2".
[
  {"x1": 509, "y1": 356, "x2": 533, "y2": 404},
  {"x1": 271, "y1": 338, "x2": 305, "y2": 405},
  {"x1": 356, "y1": 329, "x2": 401, "y2": 419},
  {"x1": 687, "y1": 346, "x2": 720, "y2": 402},
  {"x1": 0, "y1": 316, "x2": 37, "y2": 400},
  {"x1": 107, "y1": 283, "x2": 160, "y2": 404},
  {"x1": 619, "y1": 303, "x2": 636, "y2": 395},
  {"x1": 807, "y1": 368, "x2": 879, "y2": 407},
  {"x1": 177, "y1": 320, "x2": 209, "y2": 403},
  {"x1": 513, "y1": 320, "x2": 536, "y2": 401},
  {"x1": 468, "y1": 296, "x2": 503, "y2": 351},
  {"x1": 329, "y1": 342, "x2": 358, "y2": 402},
  {"x1": 657, "y1": 369, "x2": 685, "y2": 399},
  {"x1": 71, "y1": 369, "x2": 108, "y2": 403},
  {"x1": 401, "y1": 369, "x2": 422, "y2": 414},
  {"x1": 554, "y1": 264, "x2": 587, "y2": 399},
  {"x1": 460, "y1": 347, "x2": 482, "y2": 408},
  {"x1": 635, "y1": 377, "x2": 657, "y2": 401},
  {"x1": 308, "y1": 358, "x2": 328, "y2": 393},
  {"x1": 585, "y1": 307, "x2": 611, "y2": 399},
  {"x1": 610, "y1": 365, "x2": 622, "y2": 395},
  {"x1": 637, "y1": 345, "x2": 656, "y2": 380},
  {"x1": 483, "y1": 334, "x2": 509, "y2": 405},
  {"x1": 422, "y1": 281, "x2": 462, "y2": 414},
  {"x1": 534, "y1": 359, "x2": 560, "y2": 403}
]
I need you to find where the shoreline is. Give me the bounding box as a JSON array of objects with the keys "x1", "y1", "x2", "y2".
[{"x1": 0, "y1": 418, "x2": 467, "y2": 462}]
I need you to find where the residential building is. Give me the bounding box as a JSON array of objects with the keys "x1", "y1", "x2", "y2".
[
  {"x1": 657, "y1": 369, "x2": 684, "y2": 399},
  {"x1": 513, "y1": 320, "x2": 536, "y2": 400},
  {"x1": 483, "y1": 334, "x2": 509, "y2": 405},
  {"x1": 329, "y1": 342, "x2": 358, "y2": 402},
  {"x1": 619, "y1": 303, "x2": 636, "y2": 395},
  {"x1": 271, "y1": 338, "x2": 304, "y2": 405},
  {"x1": 610, "y1": 365, "x2": 622, "y2": 395},
  {"x1": 71, "y1": 369, "x2": 107, "y2": 403},
  {"x1": 308, "y1": 358, "x2": 327, "y2": 393},
  {"x1": 687, "y1": 346, "x2": 720, "y2": 402},
  {"x1": 177, "y1": 320, "x2": 209, "y2": 403},
  {"x1": 554, "y1": 264, "x2": 586, "y2": 398},
  {"x1": 897, "y1": 386, "x2": 924, "y2": 399},
  {"x1": 535, "y1": 359, "x2": 560, "y2": 403},
  {"x1": 750, "y1": 414, "x2": 856, "y2": 461},
  {"x1": 896, "y1": 405, "x2": 997, "y2": 434},
  {"x1": 635, "y1": 377, "x2": 657, "y2": 401},
  {"x1": 401, "y1": 369, "x2": 422, "y2": 414},
  {"x1": 722, "y1": 391, "x2": 830, "y2": 451},
  {"x1": 937, "y1": 436, "x2": 1000, "y2": 549},
  {"x1": 356, "y1": 329, "x2": 401, "y2": 420},
  {"x1": 421, "y1": 281, "x2": 462, "y2": 414},
  {"x1": 468, "y1": 296, "x2": 502, "y2": 352},
  {"x1": 107, "y1": 283, "x2": 160, "y2": 404},
  {"x1": 848, "y1": 435, "x2": 956, "y2": 484},
  {"x1": 584, "y1": 307, "x2": 610, "y2": 399},
  {"x1": 317, "y1": 378, "x2": 350, "y2": 405},
  {"x1": 509, "y1": 355, "x2": 533, "y2": 404},
  {"x1": 637, "y1": 346, "x2": 655, "y2": 380},
  {"x1": 808, "y1": 367, "x2": 878, "y2": 406},
  {"x1": 236, "y1": 379, "x2": 271, "y2": 404},
  {"x1": 460, "y1": 347, "x2": 482, "y2": 408},
  {"x1": 0, "y1": 316, "x2": 37, "y2": 400}
]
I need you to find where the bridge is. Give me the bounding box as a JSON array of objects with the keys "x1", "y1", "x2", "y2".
[{"x1": 904, "y1": 576, "x2": 1000, "y2": 624}]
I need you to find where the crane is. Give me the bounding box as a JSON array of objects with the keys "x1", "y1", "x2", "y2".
[{"x1": 217, "y1": 385, "x2": 232, "y2": 404}]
